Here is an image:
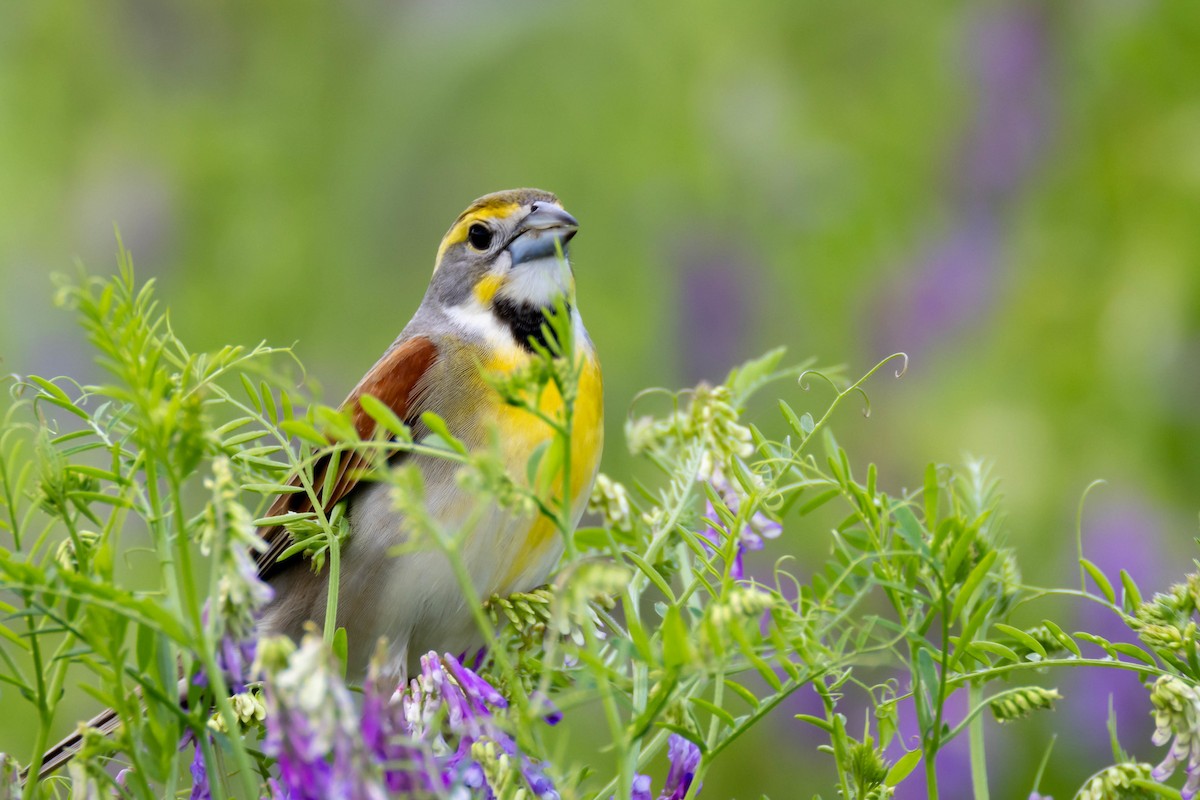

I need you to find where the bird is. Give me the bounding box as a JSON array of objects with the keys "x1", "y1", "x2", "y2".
[
  {"x1": 35, "y1": 187, "x2": 603, "y2": 778},
  {"x1": 255, "y1": 186, "x2": 604, "y2": 678}
]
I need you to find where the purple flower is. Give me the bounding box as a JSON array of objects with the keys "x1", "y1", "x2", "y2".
[
  {"x1": 258, "y1": 636, "x2": 563, "y2": 799},
  {"x1": 659, "y1": 735, "x2": 702, "y2": 800},
  {"x1": 353, "y1": 645, "x2": 562, "y2": 798},
  {"x1": 617, "y1": 735, "x2": 703, "y2": 800},
  {"x1": 699, "y1": 473, "x2": 781, "y2": 579},
  {"x1": 189, "y1": 741, "x2": 211, "y2": 800},
  {"x1": 531, "y1": 692, "x2": 563, "y2": 726},
  {"x1": 262, "y1": 635, "x2": 385, "y2": 800}
]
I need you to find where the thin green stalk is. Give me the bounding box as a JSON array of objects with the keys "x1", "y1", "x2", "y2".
[
  {"x1": 968, "y1": 681, "x2": 989, "y2": 800},
  {"x1": 814, "y1": 679, "x2": 853, "y2": 800},
  {"x1": 323, "y1": 529, "x2": 341, "y2": 643}
]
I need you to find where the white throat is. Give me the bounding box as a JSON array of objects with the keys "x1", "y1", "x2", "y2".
[{"x1": 496, "y1": 256, "x2": 572, "y2": 308}]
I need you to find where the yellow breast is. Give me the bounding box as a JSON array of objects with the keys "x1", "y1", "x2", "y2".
[{"x1": 480, "y1": 343, "x2": 604, "y2": 587}]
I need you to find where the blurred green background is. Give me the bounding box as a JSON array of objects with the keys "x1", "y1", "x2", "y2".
[{"x1": 3, "y1": 1, "x2": 1200, "y2": 796}]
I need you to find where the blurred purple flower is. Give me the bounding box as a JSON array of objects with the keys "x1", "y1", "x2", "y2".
[
  {"x1": 631, "y1": 773, "x2": 654, "y2": 800},
  {"x1": 871, "y1": 4, "x2": 1052, "y2": 358},
  {"x1": 623, "y1": 735, "x2": 703, "y2": 800},
  {"x1": 192, "y1": 634, "x2": 257, "y2": 694},
  {"x1": 531, "y1": 692, "x2": 563, "y2": 727},
  {"x1": 660, "y1": 735, "x2": 702, "y2": 800},
  {"x1": 1070, "y1": 494, "x2": 1173, "y2": 752},
  {"x1": 189, "y1": 740, "x2": 211, "y2": 800},
  {"x1": 674, "y1": 239, "x2": 753, "y2": 385},
  {"x1": 957, "y1": 4, "x2": 1051, "y2": 203},
  {"x1": 699, "y1": 472, "x2": 781, "y2": 580}
]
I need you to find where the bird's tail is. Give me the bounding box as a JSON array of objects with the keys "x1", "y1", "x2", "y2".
[{"x1": 30, "y1": 706, "x2": 122, "y2": 781}]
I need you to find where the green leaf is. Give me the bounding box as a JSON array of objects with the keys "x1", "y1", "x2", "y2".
[
  {"x1": 241, "y1": 374, "x2": 262, "y2": 414},
  {"x1": 358, "y1": 393, "x2": 410, "y2": 439},
  {"x1": 794, "y1": 714, "x2": 834, "y2": 733},
  {"x1": 950, "y1": 596, "x2": 997, "y2": 669},
  {"x1": 332, "y1": 627, "x2": 349, "y2": 677},
  {"x1": 136, "y1": 623, "x2": 156, "y2": 673},
  {"x1": 726, "y1": 347, "x2": 786, "y2": 405},
  {"x1": 625, "y1": 552, "x2": 675, "y2": 602},
  {"x1": 1080, "y1": 558, "x2": 1116, "y2": 605},
  {"x1": 797, "y1": 488, "x2": 839, "y2": 516},
  {"x1": 893, "y1": 505, "x2": 930, "y2": 557},
  {"x1": 628, "y1": 615, "x2": 653, "y2": 663},
  {"x1": 1040, "y1": 619, "x2": 1081, "y2": 657},
  {"x1": 0, "y1": 622, "x2": 29, "y2": 650},
  {"x1": 315, "y1": 405, "x2": 357, "y2": 442},
  {"x1": 261, "y1": 380, "x2": 278, "y2": 423},
  {"x1": 969, "y1": 641, "x2": 1020, "y2": 663},
  {"x1": 923, "y1": 463, "x2": 939, "y2": 529},
  {"x1": 993, "y1": 623, "x2": 1047, "y2": 659},
  {"x1": 222, "y1": 429, "x2": 270, "y2": 447},
  {"x1": 689, "y1": 696, "x2": 736, "y2": 728},
  {"x1": 1074, "y1": 632, "x2": 1113, "y2": 656},
  {"x1": 661, "y1": 605, "x2": 693, "y2": 669},
  {"x1": 29, "y1": 375, "x2": 88, "y2": 419},
  {"x1": 915, "y1": 647, "x2": 939, "y2": 728},
  {"x1": 949, "y1": 550, "x2": 997, "y2": 623},
  {"x1": 1110, "y1": 642, "x2": 1158, "y2": 667},
  {"x1": 253, "y1": 511, "x2": 318, "y2": 526},
  {"x1": 724, "y1": 679, "x2": 760, "y2": 709},
  {"x1": 420, "y1": 412, "x2": 468, "y2": 455},
  {"x1": 243, "y1": 483, "x2": 304, "y2": 495},
  {"x1": 280, "y1": 419, "x2": 328, "y2": 445},
  {"x1": 1119, "y1": 570, "x2": 1143, "y2": 614},
  {"x1": 778, "y1": 400, "x2": 807, "y2": 440},
  {"x1": 885, "y1": 749, "x2": 922, "y2": 787},
  {"x1": 943, "y1": 523, "x2": 975, "y2": 580}
]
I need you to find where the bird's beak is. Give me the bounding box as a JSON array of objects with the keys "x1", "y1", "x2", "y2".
[{"x1": 508, "y1": 205, "x2": 579, "y2": 266}]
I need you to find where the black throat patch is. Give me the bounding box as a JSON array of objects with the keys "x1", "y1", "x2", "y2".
[{"x1": 492, "y1": 296, "x2": 571, "y2": 352}]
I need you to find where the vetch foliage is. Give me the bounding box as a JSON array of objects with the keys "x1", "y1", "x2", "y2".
[{"x1": 2, "y1": 250, "x2": 1200, "y2": 799}]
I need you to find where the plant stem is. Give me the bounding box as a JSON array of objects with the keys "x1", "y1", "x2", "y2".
[
  {"x1": 968, "y1": 681, "x2": 989, "y2": 800},
  {"x1": 323, "y1": 524, "x2": 341, "y2": 643}
]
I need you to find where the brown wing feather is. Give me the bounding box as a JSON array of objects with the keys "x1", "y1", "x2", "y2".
[{"x1": 255, "y1": 335, "x2": 438, "y2": 580}]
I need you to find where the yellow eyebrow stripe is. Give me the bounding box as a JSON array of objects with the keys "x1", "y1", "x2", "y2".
[{"x1": 434, "y1": 201, "x2": 521, "y2": 269}]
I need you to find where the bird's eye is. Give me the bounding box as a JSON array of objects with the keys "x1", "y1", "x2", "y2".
[{"x1": 467, "y1": 223, "x2": 493, "y2": 251}]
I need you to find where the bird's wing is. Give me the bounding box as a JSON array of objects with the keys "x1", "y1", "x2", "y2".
[
  {"x1": 34, "y1": 706, "x2": 121, "y2": 780},
  {"x1": 255, "y1": 335, "x2": 439, "y2": 580}
]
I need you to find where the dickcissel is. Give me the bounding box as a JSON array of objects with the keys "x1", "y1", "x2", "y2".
[
  {"x1": 257, "y1": 187, "x2": 603, "y2": 678},
  {"x1": 37, "y1": 188, "x2": 602, "y2": 777}
]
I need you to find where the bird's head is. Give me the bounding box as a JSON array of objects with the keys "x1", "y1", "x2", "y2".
[{"x1": 429, "y1": 188, "x2": 579, "y2": 311}]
